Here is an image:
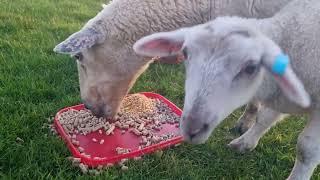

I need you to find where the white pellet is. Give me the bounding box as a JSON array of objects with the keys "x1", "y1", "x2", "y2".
[
  {"x1": 72, "y1": 134, "x2": 77, "y2": 139},
  {"x1": 78, "y1": 147, "x2": 84, "y2": 153},
  {"x1": 106, "y1": 163, "x2": 114, "y2": 167},
  {"x1": 121, "y1": 165, "x2": 129, "y2": 171},
  {"x1": 72, "y1": 158, "x2": 81, "y2": 164},
  {"x1": 133, "y1": 156, "x2": 142, "y2": 161},
  {"x1": 72, "y1": 139, "x2": 80, "y2": 146},
  {"x1": 138, "y1": 123, "x2": 145, "y2": 131},
  {"x1": 120, "y1": 158, "x2": 128, "y2": 164},
  {"x1": 106, "y1": 125, "x2": 115, "y2": 135},
  {"x1": 132, "y1": 128, "x2": 142, "y2": 136},
  {"x1": 99, "y1": 139, "x2": 105, "y2": 145},
  {"x1": 79, "y1": 163, "x2": 88, "y2": 174}
]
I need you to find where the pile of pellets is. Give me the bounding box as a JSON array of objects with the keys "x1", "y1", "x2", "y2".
[{"x1": 56, "y1": 94, "x2": 181, "y2": 174}]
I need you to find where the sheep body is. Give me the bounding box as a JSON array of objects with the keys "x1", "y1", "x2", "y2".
[
  {"x1": 249, "y1": 0, "x2": 320, "y2": 111},
  {"x1": 133, "y1": 0, "x2": 320, "y2": 179},
  {"x1": 198, "y1": 0, "x2": 320, "y2": 179},
  {"x1": 87, "y1": 0, "x2": 293, "y2": 45},
  {"x1": 53, "y1": 0, "x2": 292, "y2": 119}
]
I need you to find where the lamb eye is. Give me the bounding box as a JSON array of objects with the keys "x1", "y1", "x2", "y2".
[
  {"x1": 182, "y1": 48, "x2": 188, "y2": 59},
  {"x1": 74, "y1": 53, "x2": 83, "y2": 61},
  {"x1": 244, "y1": 64, "x2": 257, "y2": 75}
]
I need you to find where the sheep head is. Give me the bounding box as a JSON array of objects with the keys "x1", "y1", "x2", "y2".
[
  {"x1": 133, "y1": 17, "x2": 310, "y2": 144},
  {"x1": 54, "y1": 4, "x2": 151, "y2": 119}
]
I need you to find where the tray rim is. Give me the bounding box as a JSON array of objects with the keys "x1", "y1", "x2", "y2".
[{"x1": 54, "y1": 92, "x2": 184, "y2": 167}]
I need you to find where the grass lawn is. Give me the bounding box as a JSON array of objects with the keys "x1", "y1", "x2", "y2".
[{"x1": 0, "y1": 0, "x2": 319, "y2": 179}]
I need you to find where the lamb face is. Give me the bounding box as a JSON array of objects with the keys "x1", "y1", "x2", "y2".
[
  {"x1": 75, "y1": 42, "x2": 148, "y2": 118},
  {"x1": 181, "y1": 27, "x2": 267, "y2": 144},
  {"x1": 133, "y1": 17, "x2": 309, "y2": 144},
  {"x1": 54, "y1": 9, "x2": 150, "y2": 118}
]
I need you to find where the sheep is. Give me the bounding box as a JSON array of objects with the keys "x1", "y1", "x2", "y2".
[
  {"x1": 53, "y1": 0, "x2": 292, "y2": 120},
  {"x1": 132, "y1": 0, "x2": 320, "y2": 179}
]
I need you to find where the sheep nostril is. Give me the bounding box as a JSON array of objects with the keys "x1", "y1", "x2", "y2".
[
  {"x1": 203, "y1": 123, "x2": 209, "y2": 131},
  {"x1": 189, "y1": 133, "x2": 197, "y2": 139},
  {"x1": 84, "y1": 103, "x2": 91, "y2": 110},
  {"x1": 189, "y1": 128, "x2": 201, "y2": 139},
  {"x1": 92, "y1": 108, "x2": 104, "y2": 118}
]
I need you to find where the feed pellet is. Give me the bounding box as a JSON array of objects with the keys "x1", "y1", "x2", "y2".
[{"x1": 57, "y1": 94, "x2": 180, "y2": 173}]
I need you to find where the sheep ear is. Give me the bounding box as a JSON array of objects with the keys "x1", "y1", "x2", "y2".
[
  {"x1": 53, "y1": 28, "x2": 105, "y2": 54},
  {"x1": 133, "y1": 30, "x2": 186, "y2": 58},
  {"x1": 262, "y1": 54, "x2": 311, "y2": 108}
]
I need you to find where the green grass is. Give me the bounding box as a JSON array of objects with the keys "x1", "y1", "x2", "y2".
[{"x1": 0, "y1": 0, "x2": 319, "y2": 179}]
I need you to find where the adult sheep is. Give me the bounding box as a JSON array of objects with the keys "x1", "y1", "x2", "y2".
[
  {"x1": 133, "y1": 0, "x2": 320, "y2": 179},
  {"x1": 53, "y1": 0, "x2": 291, "y2": 132}
]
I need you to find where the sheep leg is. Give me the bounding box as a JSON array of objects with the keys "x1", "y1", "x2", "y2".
[
  {"x1": 230, "y1": 102, "x2": 260, "y2": 135},
  {"x1": 228, "y1": 107, "x2": 287, "y2": 153},
  {"x1": 287, "y1": 110, "x2": 320, "y2": 180}
]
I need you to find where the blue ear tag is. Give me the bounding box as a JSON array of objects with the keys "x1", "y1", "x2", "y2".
[{"x1": 271, "y1": 54, "x2": 289, "y2": 76}]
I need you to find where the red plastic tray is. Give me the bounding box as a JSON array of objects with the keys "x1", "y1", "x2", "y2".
[{"x1": 54, "y1": 92, "x2": 183, "y2": 167}]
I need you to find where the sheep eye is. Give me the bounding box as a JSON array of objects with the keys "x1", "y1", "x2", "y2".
[
  {"x1": 244, "y1": 64, "x2": 258, "y2": 75},
  {"x1": 233, "y1": 62, "x2": 259, "y2": 82},
  {"x1": 74, "y1": 53, "x2": 83, "y2": 61},
  {"x1": 182, "y1": 48, "x2": 188, "y2": 59}
]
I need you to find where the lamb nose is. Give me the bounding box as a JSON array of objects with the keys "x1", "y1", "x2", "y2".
[
  {"x1": 189, "y1": 132, "x2": 197, "y2": 139},
  {"x1": 189, "y1": 128, "x2": 201, "y2": 139},
  {"x1": 84, "y1": 103, "x2": 91, "y2": 110}
]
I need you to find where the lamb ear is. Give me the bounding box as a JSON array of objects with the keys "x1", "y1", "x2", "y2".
[
  {"x1": 133, "y1": 29, "x2": 186, "y2": 58},
  {"x1": 53, "y1": 27, "x2": 105, "y2": 54},
  {"x1": 262, "y1": 53, "x2": 311, "y2": 108}
]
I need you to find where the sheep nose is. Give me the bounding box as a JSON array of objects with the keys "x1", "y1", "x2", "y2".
[
  {"x1": 189, "y1": 129, "x2": 201, "y2": 139},
  {"x1": 83, "y1": 101, "x2": 105, "y2": 118},
  {"x1": 91, "y1": 107, "x2": 105, "y2": 118},
  {"x1": 84, "y1": 103, "x2": 92, "y2": 110},
  {"x1": 188, "y1": 124, "x2": 209, "y2": 140}
]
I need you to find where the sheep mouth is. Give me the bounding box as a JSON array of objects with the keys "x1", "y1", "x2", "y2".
[{"x1": 182, "y1": 125, "x2": 211, "y2": 145}]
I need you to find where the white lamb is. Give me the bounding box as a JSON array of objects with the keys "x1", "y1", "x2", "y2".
[
  {"x1": 133, "y1": 0, "x2": 320, "y2": 179},
  {"x1": 53, "y1": 0, "x2": 292, "y2": 128}
]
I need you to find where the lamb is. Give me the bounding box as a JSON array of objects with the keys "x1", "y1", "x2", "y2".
[
  {"x1": 53, "y1": 0, "x2": 292, "y2": 125},
  {"x1": 132, "y1": 0, "x2": 320, "y2": 179}
]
